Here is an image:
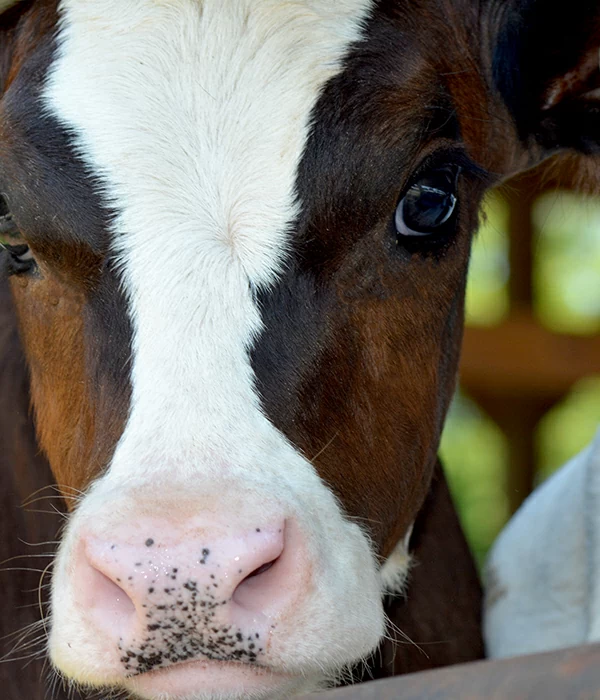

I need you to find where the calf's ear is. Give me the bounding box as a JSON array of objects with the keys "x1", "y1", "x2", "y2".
[{"x1": 493, "y1": 0, "x2": 600, "y2": 155}]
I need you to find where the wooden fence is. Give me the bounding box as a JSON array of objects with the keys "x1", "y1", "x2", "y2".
[
  {"x1": 459, "y1": 158, "x2": 600, "y2": 514},
  {"x1": 306, "y1": 644, "x2": 600, "y2": 699}
]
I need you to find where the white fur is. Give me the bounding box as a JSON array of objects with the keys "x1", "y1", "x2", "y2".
[
  {"x1": 484, "y1": 428, "x2": 600, "y2": 658},
  {"x1": 43, "y1": 2, "x2": 395, "y2": 698},
  {"x1": 380, "y1": 523, "x2": 413, "y2": 596}
]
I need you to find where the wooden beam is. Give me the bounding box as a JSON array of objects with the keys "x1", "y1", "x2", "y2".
[
  {"x1": 306, "y1": 644, "x2": 600, "y2": 699},
  {"x1": 460, "y1": 314, "x2": 600, "y2": 398}
]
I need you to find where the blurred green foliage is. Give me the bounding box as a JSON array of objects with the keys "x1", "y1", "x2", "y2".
[
  {"x1": 440, "y1": 393, "x2": 509, "y2": 568},
  {"x1": 441, "y1": 190, "x2": 600, "y2": 568},
  {"x1": 537, "y1": 377, "x2": 600, "y2": 482},
  {"x1": 464, "y1": 193, "x2": 510, "y2": 327},
  {"x1": 534, "y1": 191, "x2": 600, "y2": 335}
]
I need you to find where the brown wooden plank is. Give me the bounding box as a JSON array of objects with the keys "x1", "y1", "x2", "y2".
[
  {"x1": 306, "y1": 644, "x2": 600, "y2": 699},
  {"x1": 461, "y1": 314, "x2": 600, "y2": 398}
]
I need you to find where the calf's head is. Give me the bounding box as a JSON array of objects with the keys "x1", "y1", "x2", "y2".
[{"x1": 1, "y1": 0, "x2": 599, "y2": 697}]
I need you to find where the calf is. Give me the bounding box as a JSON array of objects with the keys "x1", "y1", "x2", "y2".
[{"x1": 0, "y1": 0, "x2": 599, "y2": 698}]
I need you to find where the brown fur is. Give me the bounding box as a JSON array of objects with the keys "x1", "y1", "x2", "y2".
[
  {"x1": 0, "y1": 0, "x2": 131, "y2": 499},
  {"x1": 378, "y1": 463, "x2": 484, "y2": 675},
  {"x1": 9, "y1": 269, "x2": 97, "y2": 494},
  {"x1": 289, "y1": 240, "x2": 470, "y2": 553},
  {"x1": 0, "y1": 275, "x2": 83, "y2": 699}
]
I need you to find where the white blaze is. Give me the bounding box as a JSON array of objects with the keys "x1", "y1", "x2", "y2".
[{"x1": 46, "y1": 0, "x2": 373, "y2": 475}]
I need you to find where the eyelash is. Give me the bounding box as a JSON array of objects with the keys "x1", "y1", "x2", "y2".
[{"x1": 405, "y1": 148, "x2": 492, "y2": 191}]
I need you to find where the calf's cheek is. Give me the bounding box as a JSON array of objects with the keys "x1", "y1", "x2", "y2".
[{"x1": 9, "y1": 272, "x2": 97, "y2": 497}]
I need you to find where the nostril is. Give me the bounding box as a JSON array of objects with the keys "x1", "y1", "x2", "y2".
[
  {"x1": 232, "y1": 556, "x2": 283, "y2": 612},
  {"x1": 88, "y1": 564, "x2": 137, "y2": 619},
  {"x1": 246, "y1": 559, "x2": 278, "y2": 580}
]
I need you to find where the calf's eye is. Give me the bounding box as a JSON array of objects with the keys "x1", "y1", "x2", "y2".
[
  {"x1": 0, "y1": 193, "x2": 35, "y2": 275},
  {"x1": 395, "y1": 166, "x2": 460, "y2": 238}
]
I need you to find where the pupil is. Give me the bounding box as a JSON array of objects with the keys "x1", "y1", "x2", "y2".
[{"x1": 403, "y1": 184, "x2": 455, "y2": 232}]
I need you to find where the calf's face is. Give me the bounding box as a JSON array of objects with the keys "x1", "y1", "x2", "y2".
[{"x1": 1, "y1": 0, "x2": 599, "y2": 697}]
